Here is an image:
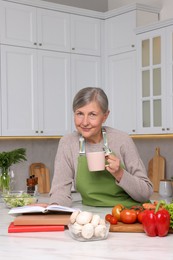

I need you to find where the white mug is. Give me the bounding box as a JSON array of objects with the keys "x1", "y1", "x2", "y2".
[
  {"x1": 86, "y1": 151, "x2": 105, "y2": 171},
  {"x1": 159, "y1": 179, "x2": 173, "y2": 198}
]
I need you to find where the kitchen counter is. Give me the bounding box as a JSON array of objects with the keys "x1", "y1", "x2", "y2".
[{"x1": 0, "y1": 192, "x2": 173, "y2": 260}]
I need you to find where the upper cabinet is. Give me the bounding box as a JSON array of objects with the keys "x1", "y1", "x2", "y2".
[
  {"x1": 104, "y1": 5, "x2": 159, "y2": 134},
  {"x1": 105, "y1": 8, "x2": 159, "y2": 56},
  {"x1": 0, "y1": 0, "x2": 162, "y2": 136},
  {"x1": 106, "y1": 11, "x2": 136, "y2": 55},
  {"x1": 70, "y1": 14, "x2": 101, "y2": 56},
  {"x1": 136, "y1": 21, "x2": 173, "y2": 134},
  {"x1": 0, "y1": 1, "x2": 71, "y2": 52},
  {"x1": 0, "y1": 1, "x2": 101, "y2": 56}
]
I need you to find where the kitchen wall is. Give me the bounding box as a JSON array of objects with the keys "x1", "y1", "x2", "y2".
[
  {"x1": 1, "y1": 0, "x2": 173, "y2": 192},
  {"x1": 41, "y1": 0, "x2": 173, "y2": 20},
  {"x1": 1, "y1": 135, "x2": 173, "y2": 192},
  {"x1": 134, "y1": 138, "x2": 173, "y2": 180},
  {"x1": 0, "y1": 139, "x2": 59, "y2": 191},
  {"x1": 108, "y1": 0, "x2": 173, "y2": 20}
]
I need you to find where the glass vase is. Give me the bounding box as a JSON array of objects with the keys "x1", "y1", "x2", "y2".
[{"x1": 0, "y1": 168, "x2": 10, "y2": 194}]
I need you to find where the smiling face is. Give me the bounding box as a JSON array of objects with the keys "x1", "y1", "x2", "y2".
[{"x1": 74, "y1": 101, "x2": 109, "y2": 143}]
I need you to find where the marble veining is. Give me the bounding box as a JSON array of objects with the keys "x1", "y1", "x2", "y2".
[{"x1": 0, "y1": 193, "x2": 173, "y2": 260}]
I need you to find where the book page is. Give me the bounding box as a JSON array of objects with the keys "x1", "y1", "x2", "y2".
[
  {"x1": 8, "y1": 205, "x2": 47, "y2": 215},
  {"x1": 46, "y1": 204, "x2": 78, "y2": 213},
  {"x1": 8, "y1": 204, "x2": 79, "y2": 216}
]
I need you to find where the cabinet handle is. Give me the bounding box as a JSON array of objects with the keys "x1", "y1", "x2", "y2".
[
  {"x1": 132, "y1": 129, "x2": 135, "y2": 132},
  {"x1": 72, "y1": 47, "x2": 75, "y2": 50},
  {"x1": 39, "y1": 43, "x2": 42, "y2": 46},
  {"x1": 40, "y1": 130, "x2": 43, "y2": 133},
  {"x1": 35, "y1": 130, "x2": 38, "y2": 133},
  {"x1": 131, "y1": 44, "x2": 135, "y2": 48},
  {"x1": 162, "y1": 128, "x2": 165, "y2": 131},
  {"x1": 166, "y1": 128, "x2": 170, "y2": 130},
  {"x1": 34, "y1": 42, "x2": 37, "y2": 45}
]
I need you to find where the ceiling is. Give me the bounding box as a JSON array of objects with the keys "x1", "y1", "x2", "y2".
[{"x1": 41, "y1": 0, "x2": 163, "y2": 12}]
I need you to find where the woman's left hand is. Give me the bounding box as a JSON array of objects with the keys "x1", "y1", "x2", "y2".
[{"x1": 105, "y1": 154, "x2": 124, "y2": 182}]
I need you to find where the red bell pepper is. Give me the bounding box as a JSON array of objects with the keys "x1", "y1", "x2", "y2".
[{"x1": 142, "y1": 200, "x2": 170, "y2": 237}]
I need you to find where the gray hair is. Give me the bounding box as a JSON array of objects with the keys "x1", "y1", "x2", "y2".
[{"x1": 73, "y1": 87, "x2": 109, "y2": 113}]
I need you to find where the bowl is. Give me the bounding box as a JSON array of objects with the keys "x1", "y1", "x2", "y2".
[
  {"x1": 68, "y1": 221, "x2": 110, "y2": 242},
  {"x1": 2, "y1": 191, "x2": 38, "y2": 208}
]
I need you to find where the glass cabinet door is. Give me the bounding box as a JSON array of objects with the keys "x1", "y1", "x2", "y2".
[
  {"x1": 142, "y1": 36, "x2": 162, "y2": 128},
  {"x1": 137, "y1": 28, "x2": 166, "y2": 134}
]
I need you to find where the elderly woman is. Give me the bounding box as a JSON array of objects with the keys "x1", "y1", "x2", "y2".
[{"x1": 50, "y1": 87, "x2": 153, "y2": 207}]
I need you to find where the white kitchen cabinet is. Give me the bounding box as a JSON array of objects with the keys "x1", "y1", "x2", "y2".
[
  {"x1": 165, "y1": 25, "x2": 173, "y2": 133},
  {"x1": 0, "y1": 1, "x2": 70, "y2": 52},
  {"x1": 1, "y1": 45, "x2": 71, "y2": 136},
  {"x1": 105, "y1": 51, "x2": 136, "y2": 134},
  {"x1": 71, "y1": 54, "x2": 101, "y2": 130},
  {"x1": 70, "y1": 14, "x2": 101, "y2": 56},
  {"x1": 136, "y1": 28, "x2": 168, "y2": 134},
  {"x1": 0, "y1": 1, "x2": 101, "y2": 55},
  {"x1": 104, "y1": 5, "x2": 159, "y2": 135},
  {"x1": 105, "y1": 8, "x2": 158, "y2": 56},
  {"x1": 106, "y1": 11, "x2": 136, "y2": 55}
]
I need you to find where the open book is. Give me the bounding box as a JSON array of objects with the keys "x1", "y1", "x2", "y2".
[{"x1": 8, "y1": 204, "x2": 79, "y2": 216}]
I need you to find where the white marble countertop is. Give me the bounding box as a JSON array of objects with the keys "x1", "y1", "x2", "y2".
[{"x1": 1, "y1": 192, "x2": 173, "y2": 260}]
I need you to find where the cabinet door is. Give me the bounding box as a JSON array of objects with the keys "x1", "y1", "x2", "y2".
[
  {"x1": 165, "y1": 25, "x2": 173, "y2": 133},
  {"x1": 0, "y1": 1, "x2": 37, "y2": 48},
  {"x1": 71, "y1": 54, "x2": 101, "y2": 130},
  {"x1": 106, "y1": 51, "x2": 136, "y2": 134},
  {"x1": 136, "y1": 29, "x2": 167, "y2": 134},
  {"x1": 71, "y1": 14, "x2": 101, "y2": 56},
  {"x1": 1, "y1": 45, "x2": 38, "y2": 136},
  {"x1": 38, "y1": 50, "x2": 71, "y2": 135},
  {"x1": 71, "y1": 54, "x2": 101, "y2": 93},
  {"x1": 37, "y1": 8, "x2": 70, "y2": 52},
  {"x1": 106, "y1": 11, "x2": 136, "y2": 55}
]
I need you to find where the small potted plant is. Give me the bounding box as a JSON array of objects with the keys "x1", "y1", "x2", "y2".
[{"x1": 0, "y1": 148, "x2": 27, "y2": 192}]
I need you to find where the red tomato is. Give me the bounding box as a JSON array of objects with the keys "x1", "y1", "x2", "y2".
[
  {"x1": 120, "y1": 209, "x2": 137, "y2": 224},
  {"x1": 130, "y1": 206, "x2": 143, "y2": 214},
  {"x1": 105, "y1": 214, "x2": 112, "y2": 222},
  {"x1": 109, "y1": 216, "x2": 118, "y2": 225},
  {"x1": 112, "y1": 204, "x2": 125, "y2": 221},
  {"x1": 137, "y1": 210, "x2": 147, "y2": 224}
]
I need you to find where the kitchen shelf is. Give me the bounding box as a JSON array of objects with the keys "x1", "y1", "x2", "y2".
[
  {"x1": 1, "y1": 134, "x2": 173, "y2": 140},
  {"x1": 130, "y1": 134, "x2": 173, "y2": 139},
  {"x1": 0, "y1": 136, "x2": 62, "y2": 140}
]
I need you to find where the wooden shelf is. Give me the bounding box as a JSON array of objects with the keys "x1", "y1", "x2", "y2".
[
  {"x1": 130, "y1": 134, "x2": 173, "y2": 139},
  {"x1": 0, "y1": 136, "x2": 62, "y2": 140},
  {"x1": 0, "y1": 134, "x2": 173, "y2": 140}
]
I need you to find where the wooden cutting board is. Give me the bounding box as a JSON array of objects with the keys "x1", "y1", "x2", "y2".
[
  {"x1": 148, "y1": 147, "x2": 166, "y2": 192},
  {"x1": 30, "y1": 163, "x2": 50, "y2": 193},
  {"x1": 110, "y1": 222, "x2": 144, "y2": 232},
  {"x1": 110, "y1": 222, "x2": 173, "y2": 233}
]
